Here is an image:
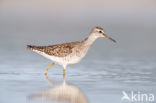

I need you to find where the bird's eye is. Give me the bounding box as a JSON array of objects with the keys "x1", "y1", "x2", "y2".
[{"x1": 99, "y1": 31, "x2": 102, "y2": 33}]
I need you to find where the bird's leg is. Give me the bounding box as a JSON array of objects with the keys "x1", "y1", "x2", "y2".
[
  {"x1": 63, "y1": 69, "x2": 66, "y2": 80},
  {"x1": 44, "y1": 63, "x2": 55, "y2": 75}
]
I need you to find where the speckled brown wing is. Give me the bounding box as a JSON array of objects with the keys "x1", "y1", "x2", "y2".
[{"x1": 27, "y1": 41, "x2": 81, "y2": 57}]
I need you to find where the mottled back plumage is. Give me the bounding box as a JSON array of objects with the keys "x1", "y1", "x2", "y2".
[{"x1": 27, "y1": 41, "x2": 81, "y2": 57}]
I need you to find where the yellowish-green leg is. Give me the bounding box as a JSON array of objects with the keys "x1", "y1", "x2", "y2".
[
  {"x1": 63, "y1": 69, "x2": 66, "y2": 80},
  {"x1": 44, "y1": 63, "x2": 55, "y2": 75}
]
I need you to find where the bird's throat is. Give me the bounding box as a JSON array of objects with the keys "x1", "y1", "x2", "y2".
[{"x1": 84, "y1": 33, "x2": 98, "y2": 46}]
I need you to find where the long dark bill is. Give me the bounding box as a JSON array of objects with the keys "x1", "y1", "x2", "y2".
[
  {"x1": 108, "y1": 37, "x2": 116, "y2": 43},
  {"x1": 103, "y1": 33, "x2": 116, "y2": 43}
]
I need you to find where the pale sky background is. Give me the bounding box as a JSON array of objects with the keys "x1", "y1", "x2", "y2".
[{"x1": 0, "y1": 0, "x2": 156, "y2": 61}]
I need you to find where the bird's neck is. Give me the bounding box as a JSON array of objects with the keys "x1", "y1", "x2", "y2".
[{"x1": 84, "y1": 33, "x2": 98, "y2": 46}]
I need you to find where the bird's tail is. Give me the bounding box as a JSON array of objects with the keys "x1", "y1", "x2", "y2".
[
  {"x1": 27, "y1": 45, "x2": 35, "y2": 50},
  {"x1": 27, "y1": 45, "x2": 44, "y2": 53}
]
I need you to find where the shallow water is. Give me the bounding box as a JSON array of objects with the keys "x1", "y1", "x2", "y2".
[{"x1": 0, "y1": 55, "x2": 156, "y2": 103}]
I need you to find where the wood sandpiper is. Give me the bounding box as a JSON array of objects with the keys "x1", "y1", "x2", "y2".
[{"x1": 27, "y1": 26, "x2": 116, "y2": 78}]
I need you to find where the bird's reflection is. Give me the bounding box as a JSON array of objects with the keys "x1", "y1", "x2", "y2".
[{"x1": 29, "y1": 74, "x2": 89, "y2": 103}]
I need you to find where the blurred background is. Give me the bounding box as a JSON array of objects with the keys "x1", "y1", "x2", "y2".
[{"x1": 0, "y1": 0, "x2": 156, "y2": 103}]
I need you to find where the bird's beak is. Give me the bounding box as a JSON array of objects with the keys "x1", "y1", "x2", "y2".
[{"x1": 103, "y1": 33, "x2": 116, "y2": 43}]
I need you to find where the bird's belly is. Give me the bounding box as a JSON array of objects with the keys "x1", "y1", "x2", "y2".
[
  {"x1": 65, "y1": 56, "x2": 82, "y2": 64},
  {"x1": 47, "y1": 55, "x2": 82, "y2": 66},
  {"x1": 33, "y1": 50, "x2": 65, "y2": 65}
]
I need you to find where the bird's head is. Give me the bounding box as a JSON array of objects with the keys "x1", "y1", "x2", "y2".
[{"x1": 91, "y1": 26, "x2": 116, "y2": 43}]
